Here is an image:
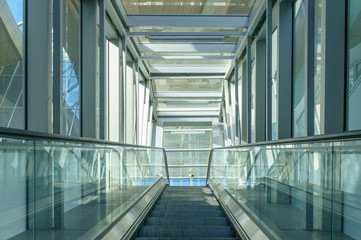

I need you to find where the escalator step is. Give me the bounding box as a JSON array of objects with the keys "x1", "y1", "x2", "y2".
[
  {"x1": 145, "y1": 217, "x2": 229, "y2": 226},
  {"x1": 139, "y1": 226, "x2": 234, "y2": 238},
  {"x1": 135, "y1": 238, "x2": 237, "y2": 240},
  {"x1": 153, "y1": 205, "x2": 220, "y2": 211},
  {"x1": 150, "y1": 210, "x2": 224, "y2": 218},
  {"x1": 156, "y1": 200, "x2": 219, "y2": 206}
]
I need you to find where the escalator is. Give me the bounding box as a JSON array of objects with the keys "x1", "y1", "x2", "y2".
[{"x1": 134, "y1": 186, "x2": 239, "y2": 240}]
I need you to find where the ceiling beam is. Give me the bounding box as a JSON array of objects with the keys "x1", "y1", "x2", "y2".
[
  {"x1": 128, "y1": 31, "x2": 246, "y2": 36},
  {"x1": 139, "y1": 43, "x2": 236, "y2": 53},
  {"x1": 127, "y1": 15, "x2": 249, "y2": 28}
]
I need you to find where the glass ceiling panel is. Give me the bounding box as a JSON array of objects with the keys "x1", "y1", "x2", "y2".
[
  {"x1": 136, "y1": 36, "x2": 241, "y2": 43},
  {"x1": 142, "y1": 52, "x2": 235, "y2": 56},
  {"x1": 130, "y1": 27, "x2": 247, "y2": 32},
  {"x1": 121, "y1": 0, "x2": 256, "y2": 15},
  {"x1": 153, "y1": 79, "x2": 223, "y2": 92},
  {"x1": 157, "y1": 102, "x2": 220, "y2": 108},
  {"x1": 148, "y1": 59, "x2": 230, "y2": 67}
]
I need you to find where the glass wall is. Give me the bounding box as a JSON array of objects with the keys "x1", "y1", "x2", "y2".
[
  {"x1": 0, "y1": 0, "x2": 25, "y2": 129},
  {"x1": 271, "y1": 28, "x2": 278, "y2": 140},
  {"x1": 314, "y1": 0, "x2": 323, "y2": 135},
  {"x1": 208, "y1": 138, "x2": 361, "y2": 240},
  {"x1": 163, "y1": 123, "x2": 212, "y2": 186},
  {"x1": 62, "y1": 0, "x2": 80, "y2": 136},
  {"x1": 0, "y1": 134, "x2": 167, "y2": 239},
  {"x1": 251, "y1": 59, "x2": 256, "y2": 143},
  {"x1": 107, "y1": 39, "x2": 121, "y2": 141},
  {"x1": 347, "y1": 0, "x2": 361, "y2": 131},
  {"x1": 125, "y1": 52, "x2": 134, "y2": 144},
  {"x1": 293, "y1": 0, "x2": 306, "y2": 138}
]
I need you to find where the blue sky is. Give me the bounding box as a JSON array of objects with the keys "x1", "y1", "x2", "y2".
[{"x1": 6, "y1": 0, "x2": 23, "y2": 23}]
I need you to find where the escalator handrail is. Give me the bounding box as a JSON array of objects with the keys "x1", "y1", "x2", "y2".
[
  {"x1": 206, "y1": 130, "x2": 361, "y2": 183},
  {"x1": 0, "y1": 127, "x2": 170, "y2": 184}
]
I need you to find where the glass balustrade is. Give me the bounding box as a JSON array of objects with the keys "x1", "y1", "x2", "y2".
[
  {"x1": 0, "y1": 133, "x2": 168, "y2": 240},
  {"x1": 208, "y1": 139, "x2": 361, "y2": 240}
]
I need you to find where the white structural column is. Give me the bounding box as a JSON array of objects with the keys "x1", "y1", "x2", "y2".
[
  {"x1": 234, "y1": 59, "x2": 241, "y2": 145},
  {"x1": 255, "y1": 40, "x2": 266, "y2": 142},
  {"x1": 81, "y1": 0, "x2": 98, "y2": 138},
  {"x1": 277, "y1": 1, "x2": 293, "y2": 139},
  {"x1": 320, "y1": 0, "x2": 345, "y2": 134},
  {"x1": 27, "y1": 0, "x2": 52, "y2": 132}
]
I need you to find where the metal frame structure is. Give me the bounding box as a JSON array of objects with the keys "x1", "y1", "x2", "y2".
[{"x1": 1, "y1": 0, "x2": 352, "y2": 146}]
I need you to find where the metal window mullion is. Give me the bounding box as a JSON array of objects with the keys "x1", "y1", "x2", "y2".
[
  {"x1": 277, "y1": 1, "x2": 293, "y2": 139},
  {"x1": 100, "y1": 0, "x2": 106, "y2": 140},
  {"x1": 320, "y1": 0, "x2": 345, "y2": 134},
  {"x1": 305, "y1": 0, "x2": 315, "y2": 136},
  {"x1": 53, "y1": 0, "x2": 63, "y2": 134},
  {"x1": 266, "y1": 0, "x2": 273, "y2": 141}
]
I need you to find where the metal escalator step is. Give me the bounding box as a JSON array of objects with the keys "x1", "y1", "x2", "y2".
[
  {"x1": 156, "y1": 200, "x2": 219, "y2": 206},
  {"x1": 150, "y1": 210, "x2": 224, "y2": 218},
  {"x1": 153, "y1": 205, "x2": 220, "y2": 211},
  {"x1": 145, "y1": 217, "x2": 229, "y2": 226},
  {"x1": 159, "y1": 197, "x2": 217, "y2": 201},
  {"x1": 139, "y1": 226, "x2": 234, "y2": 238},
  {"x1": 135, "y1": 238, "x2": 237, "y2": 240}
]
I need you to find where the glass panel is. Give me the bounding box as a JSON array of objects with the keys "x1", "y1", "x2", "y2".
[
  {"x1": 125, "y1": 54, "x2": 134, "y2": 144},
  {"x1": 153, "y1": 79, "x2": 222, "y2": 92},
  {"x1": 272, "y1": 28, "x2": 278, "y2": 140},
  {"x1": 0, "y1": 0, "x2": 25, "y2": 129},
  {"x1": 163, "y1": 123, "x2": 212, "y2": 186},
  {"x1": 251, "y1": 59, "x2": 256, "y2": 143},
  {"x1": 148, "y1": 59, "x2": 231, "y2": 68},
  {"x1": 347, "y1": 0, "x2": 361, "y2": 130},
  {"x1": 62, "y1": 0, "x2": 80, "y2": 136},
  {"x1": 314, "y1": 0, "x2": 323, "y2": 135},
  {"x1": 293, "y1": 0, "x2": 306, "y2": 137},
  {"x1": 208, "y1": 138, "x2": 361, "y2": 240},
  {"x1": 157, "y1": 102, "x2": 220, "y2": 111},
  {"x1": 0, "y1": 134, "x2": 167, "y2": 239},
  {"x1": 121, "y1": 0, "x2": 256, "y2": 15}
]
